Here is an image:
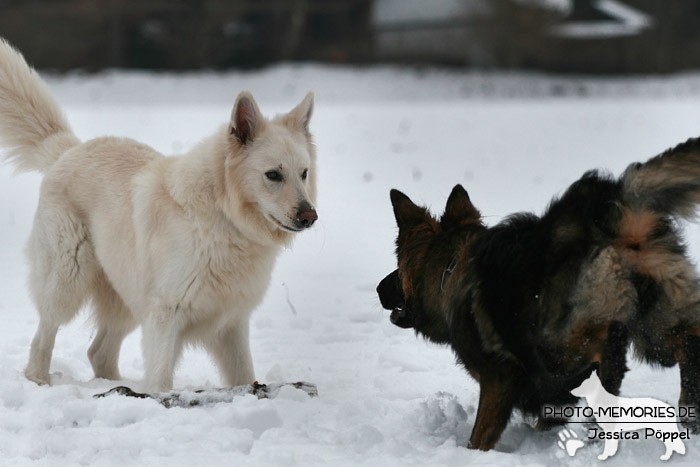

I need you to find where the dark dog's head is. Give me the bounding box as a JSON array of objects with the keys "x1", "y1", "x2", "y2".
[{"x1": 377, "y1": 185, "x2": 483, "y2": 342}]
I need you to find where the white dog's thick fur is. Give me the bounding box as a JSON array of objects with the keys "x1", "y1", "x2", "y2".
[{"x1": 0, "y1": 39, "x2": 317, "y2": 392}]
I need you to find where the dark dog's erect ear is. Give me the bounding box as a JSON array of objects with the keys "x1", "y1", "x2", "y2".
[
  {"x1": 390, "y1": 189, "x2": 427, "y2": 227},
  {"x1": 442, "y1": 184, "x2": 480, "y2": 226},
  {"x1": 230, "y1": 91, "x2": 264, "y2": 145}
]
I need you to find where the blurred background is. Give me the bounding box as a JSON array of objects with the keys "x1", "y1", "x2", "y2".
[{"x1": 1, "y1": 0, "x2": 699, "y2": 73}]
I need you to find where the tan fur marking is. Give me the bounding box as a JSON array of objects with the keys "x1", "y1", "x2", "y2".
[
  {"x1": 617, "y1": 208, "x2": 658, "y2": 250},
  {"x1": 615, "y1": 208, "x2": 694, "y2": 282},
  {"x1": 675, "y1": 347, "x2": 686, "y2": 365}
]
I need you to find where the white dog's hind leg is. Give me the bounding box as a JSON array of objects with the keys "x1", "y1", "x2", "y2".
[
  {"x1": 24, "y1": 204, "x2": 96, "y2": 385},
  {"x1": 141, "y1": 307, "x2": 186, "y2": 392},
  {"x1": 205, "y1": 320, "x2": 255, "y2": 387},
  {"x1": 88, "y1": 279, "x2": 137, "y2": 380}
]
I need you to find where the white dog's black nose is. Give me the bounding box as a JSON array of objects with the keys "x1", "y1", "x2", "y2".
[{"x1": 296, "y1": 201, "x2": 318, "y2": 228}]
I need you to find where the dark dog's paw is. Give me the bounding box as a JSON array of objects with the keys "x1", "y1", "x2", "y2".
[
  {"x1": 534, "y1": 416, "x2": 566, "y2": 432},
  {"x1": 468, "y1": 424, "x2": 500, "y2": 451}
]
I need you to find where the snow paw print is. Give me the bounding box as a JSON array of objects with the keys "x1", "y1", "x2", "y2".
[{"x1": 557, "y1": 428, "x2": 584, "y2": 457}]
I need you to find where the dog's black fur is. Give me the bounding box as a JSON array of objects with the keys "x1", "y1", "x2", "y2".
[{"x1": 378, "y1": 137, "x2": 700, "y2": 450}]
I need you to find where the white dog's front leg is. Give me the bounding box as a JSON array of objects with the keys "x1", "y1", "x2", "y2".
[
  {"x1": 141, "y1": 308, "x2": 185, "y2": 392},
  {"x1": 206, "y1": 319, "x2": 255, "y2": 387}
]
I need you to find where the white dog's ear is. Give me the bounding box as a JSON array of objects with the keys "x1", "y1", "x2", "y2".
[
  {"x1": 286, "y1": 92, "x2": 314, "y2": 133},
  {"x1": 230, "y1": 91, "x2": 264, "y2": 144}
]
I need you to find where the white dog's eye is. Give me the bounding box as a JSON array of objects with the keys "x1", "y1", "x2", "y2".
[
  {"x1": 265, "y1": 170, "x2": 283, "y2": 182},
  {"x1": 301, "y1": 169, "x2": 308, "y2": 180}
]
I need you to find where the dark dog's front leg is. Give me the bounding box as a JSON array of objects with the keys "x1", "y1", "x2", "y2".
[
  {"x1": 468, "y1": 372, "x2": 517, "y2": 451},
  {"x1": 679, "y1": 334, "x2": 700, "y2": 432},
  {"x1": 599, "y1": 321, "x2": 629, "y2": 395}
]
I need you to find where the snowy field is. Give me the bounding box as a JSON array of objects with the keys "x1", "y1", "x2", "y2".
[{"x1": 3, "y1": 65, "x2": 700, "y2": 466}]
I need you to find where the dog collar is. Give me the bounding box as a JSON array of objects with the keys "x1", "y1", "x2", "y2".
[{"x1": 440, "y1": 256, "x2": 458, "y2": 292}]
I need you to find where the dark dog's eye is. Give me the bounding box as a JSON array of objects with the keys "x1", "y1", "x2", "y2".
[
  {"x1": 301, "y1": 169, "x2": 308, "y2": 180},
  {"x1": 265, "y1": 170, "x2": 283, "y2": 182}
]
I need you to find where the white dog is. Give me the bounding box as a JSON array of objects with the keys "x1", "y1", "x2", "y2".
[{"x1": 0, "y1": 39, "x2": 317, "y2": 392}]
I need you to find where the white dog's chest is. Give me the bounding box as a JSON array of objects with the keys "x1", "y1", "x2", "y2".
[{"x1": 155, "y1": 232, "x2": 279, "y2": 318}]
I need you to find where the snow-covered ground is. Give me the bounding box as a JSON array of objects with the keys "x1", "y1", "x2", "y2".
[{"x1": 2, "y1": 65, "x2": 700, "y2": 466}]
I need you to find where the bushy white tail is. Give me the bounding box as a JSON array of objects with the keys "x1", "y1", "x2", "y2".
[{"x1": 0, "y1": 38, "x2": 79, "y2": 173}]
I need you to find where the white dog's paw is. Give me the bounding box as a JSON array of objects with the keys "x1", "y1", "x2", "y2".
[
  {"x1": 557, "y1": 428, "x2": 584, "y2": 457},
  {"x1": 24, "y1": 368, "x2": 50, "y2": 386}
]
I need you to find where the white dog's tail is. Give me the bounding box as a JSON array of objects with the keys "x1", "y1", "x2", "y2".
[{"x1": 0, "y1": 38, "x2": 79, "y2": 173}]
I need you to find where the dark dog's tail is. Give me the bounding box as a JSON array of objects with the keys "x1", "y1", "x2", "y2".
[
  {"x1": 615, "y1": 138, "x2": 700, "y2": 285},
  {"x1": 621, "y1": 137, "x2": 700, "y2": 220}
]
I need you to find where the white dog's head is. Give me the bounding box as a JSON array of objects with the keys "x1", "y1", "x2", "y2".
[{"x1": 221, "y1": 91, "x2": 317, "y2": 244}]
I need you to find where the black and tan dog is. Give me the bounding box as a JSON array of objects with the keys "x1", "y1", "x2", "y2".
[{"x1": 377, "y1": 138, "x2": 700, "y2": 451}]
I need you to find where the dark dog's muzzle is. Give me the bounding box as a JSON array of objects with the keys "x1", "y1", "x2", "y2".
[{"x1": 377, "y1": 269, "x2": 414, "y2": 329}]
